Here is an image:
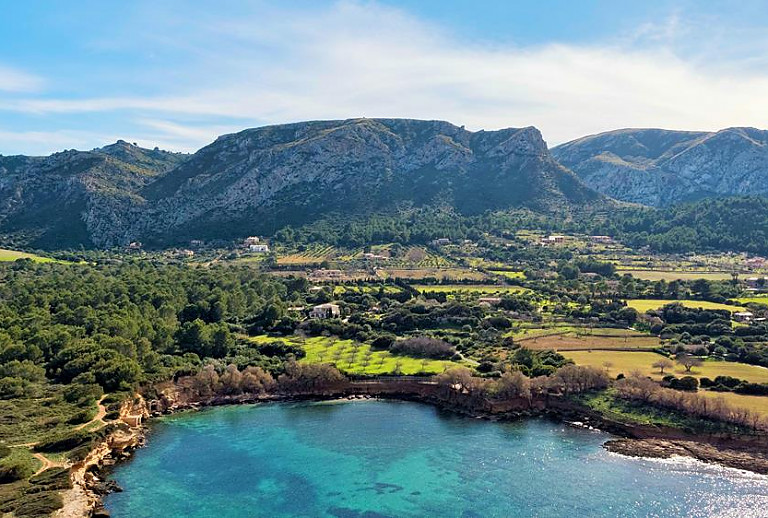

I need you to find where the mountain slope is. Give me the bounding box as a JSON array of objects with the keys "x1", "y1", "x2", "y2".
[
  {"x1": 128, "y1": 118, "x2": 605, "y2": 245},
  {"x1": 0, "y1": 141, "x2": 186, "y2": 248},
  {"x1": 552, "y1": 127, "x2": 768, "y2": 206}
]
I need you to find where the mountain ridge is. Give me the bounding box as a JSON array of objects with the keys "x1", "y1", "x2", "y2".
[
  {"x1": 553, "y1": 127, "x2": 768, "y2": 206},
  {"x1": 0, "y1": 118, "x2": 608, "y2": 248}
]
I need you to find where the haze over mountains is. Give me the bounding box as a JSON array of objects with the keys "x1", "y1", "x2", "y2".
[{"x1": 0, "y1": 118, "x2": 767, "y2": 249}]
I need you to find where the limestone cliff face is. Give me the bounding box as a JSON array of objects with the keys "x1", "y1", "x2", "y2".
[
  {"x1": 0, "y1": 141, "x2": 185, "y2": 248},
  {"x1": 128, "y1": 118, "x2": 602, "y2": 245},
  {"x1": 0, "y1": 119, "x2": 606, "y2": 249},
  {"x1": 553, "y1": 127, "x2": 768, "y2": 206}
]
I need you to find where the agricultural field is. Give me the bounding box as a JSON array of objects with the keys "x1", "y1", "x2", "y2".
[
  {"x1": 332, "y1": 285, "x2": 402, "y2": 295},
  {"x1": 0, "y1": 248, "x2": 56, "y2": 263},
  {"x1": 276, "y1": 245, "x2": 335, "y2": 266},
  {"x1": 401, "y1": 246, "x2": 451, "y2": 268},
  {"x1": 518, "y1": 333, "x2": 660, "y2": 351},
  {"x1": 617, "y1": 269, "x2": 734, "y2": 281},
  {"x1": 565, "y1": 350, "x2": 768, "y2": 384},
  {"x1": 249, "y1": 335, "x2": 460, "y2": 375},
  {"x1": 412, "y1": 284, "x2": 527, "y2": 294},
  {"x1": 736, "y1": 296, "x2": 768, "y2": 305},
  {"x1": 625, "y1": 299, "x2": 746, "y2": 313},
  {"x1": 376, "y1": 268, "x2": 487, "y2": 281},
  {"x1": 488, "y1": 270, "x2": 525, "y2": 280}
]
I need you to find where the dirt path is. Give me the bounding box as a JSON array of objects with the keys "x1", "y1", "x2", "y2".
[
  {"x1": 11, "y1": 396, "x2": 109, "y2": 478},
  {"x1": 74, "y1": 395, "x2": 108, "y2": 431},
  {"x1": 31, "y1": 451, "x2": 67, "y2": 477}
]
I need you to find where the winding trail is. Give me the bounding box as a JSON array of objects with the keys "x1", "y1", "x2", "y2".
[
  {"x1": 74, "y1": 395, "x2": 108, "y2": 431},
  {"x1": 11, "y1": 395, "x2": 110, "y2": 477}
]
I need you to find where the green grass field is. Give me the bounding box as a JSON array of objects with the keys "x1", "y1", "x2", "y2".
[
  {"x1": 249, "y1": 335, "x2": 460, "y2": 375},
  {"x1": 625, "y1": 299, "x2": 745, "y2": 313},
  {"x1": 617, "y1": 269, "x2": 733, "y2": 281},
  {"x1": 0, "y1": 248, "x2": 56, "y2": 263},
  {"x1": 736, "y1": 296, "x2": 768, "y2": 305},
  {"x1": 565, "y1": 350, "x2": 768, "y2": 384},
  {"x1": 412, "y1": 284, "x2": 526, "y2": 294}
]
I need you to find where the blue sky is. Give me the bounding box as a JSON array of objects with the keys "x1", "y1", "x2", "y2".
[{"x1": 1, "y1": 0, "x2": 767, "y2": 154}]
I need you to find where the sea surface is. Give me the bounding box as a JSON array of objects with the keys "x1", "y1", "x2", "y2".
[{"x1": 104, "y1": 400, "x2": 768, "y2": 517}]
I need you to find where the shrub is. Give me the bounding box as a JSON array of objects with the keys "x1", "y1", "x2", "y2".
[
  {"x1": 255, "y1": 340, "x2": 306, "y2": 359},
  {"x1": 13, "y1": 491, "x2": 63, "y2": 517},
  {"x1": 669, "y1": 376, "x2": 699, "y2": 391},
  {"x1": 0, "y1": 461, "x2": 33, "y2": 484},
  {"x1": 389, "y1": 337, "x2": 456, "y2": 360},
  {"x1": 370, "y1": 335, "x2": 395, "y2": 351},
  {"x1": 34, "y1": 431, "x2": 92, "y2": 453}
]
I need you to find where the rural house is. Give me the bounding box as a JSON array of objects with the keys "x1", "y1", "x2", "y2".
[{"x1": 310, "y1": 303, "x2": 341, "y2": 319}]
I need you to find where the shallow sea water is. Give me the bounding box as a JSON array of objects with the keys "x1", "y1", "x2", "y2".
[{"x1": 104, "y1": 400, "x2": 768, "y2": 517}]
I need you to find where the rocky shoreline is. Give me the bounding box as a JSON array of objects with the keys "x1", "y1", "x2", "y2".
[
  {"x1": 603, "y1": 438, "x2": 768, "y2": 474},
  {"x1": 60, "y1": 387, "x2": 768, "y2": 517}
]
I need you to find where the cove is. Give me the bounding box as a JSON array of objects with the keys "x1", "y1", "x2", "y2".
[{"x1": 104, "y1": 400, "x2": 768, "y2": 517}]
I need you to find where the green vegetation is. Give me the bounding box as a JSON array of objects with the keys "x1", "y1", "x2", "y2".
[
  {"x1": 577, "y1": 389, "x2": 751, "y2": 433},
  {"x1": 249, "y1": 335, "x2": 460, "y2": 375},
  {"x1": 625, "y1": 299, "x2": 745, "y2": 313},
  {"x1": 0, "y1": 249, "x2": 56, "y2": 263},
  {"x1": 617, "y1": 270, "x2": 733, "y2": 281},
  {"x1": 565, "y1": 351, "x2": 768, "y2": 384},
  {"x1": 412, "y1": 284, "x2": 526, "y2": 294}
]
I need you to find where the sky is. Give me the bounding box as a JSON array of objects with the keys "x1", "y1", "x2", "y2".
[{"x1": 1, "y1": 0, "x2": 768, "y2": 155}]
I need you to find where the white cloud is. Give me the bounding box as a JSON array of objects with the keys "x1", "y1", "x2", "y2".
[
  {"x1": 0, "y1": 65, "x2": 42, "y2": 93},
  {"x1": 2, "y1": 1, "x2": 768, "y2": 152}
]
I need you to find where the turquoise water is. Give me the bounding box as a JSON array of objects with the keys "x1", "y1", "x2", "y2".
[{"x1": 105, "y1": 400, "x2": 768, "y2": 517}]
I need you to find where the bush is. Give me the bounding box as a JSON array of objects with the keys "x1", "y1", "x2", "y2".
[
  {"x1": 735, "y1": 382, "x2": 768, "y2": 396},
  {"x1": 255, "y1": 340, "x2": 306, "y2": 359},
  {"x1": 389, "y1": 337, "x2": 456, "y2": 360},
  {"x1": 0, "y1": 461, "x2": 33, "y2": 484},
  {"x1": 370, "y1": 335, "x2": 395, "y2": 351},
  {"x1": 66, "y1": 409, "x2": 96, "y2": 425},
  {"x1": 34, "y1": 431, "x2": 92, "y2": 453},
  {"x1": 13, "y1": 491, "x2": 63, "y2": 517},
  {"x1": 668, "y1": 376, "x2": 699, "y2": 391},
  {"x1": 29, "y1": 467, "x2": 71, "y2": 490},
  {"x1": 0, "y1": 445, "x2": 10, "y2": 460},
  {"x1": 63, "y1": 383, "x2": 103, "y2": 405}
]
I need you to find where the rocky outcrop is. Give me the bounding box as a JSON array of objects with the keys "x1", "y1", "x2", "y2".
[
  {"x1": 0, "y1": 142, "x2": 185, "y2": 248},
  {"x1": 553, "y1": 127, "x2": 768, "y2": 206},
  {"x1": 604, "y1": 438, "x2": 768, "y2": 474}
]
